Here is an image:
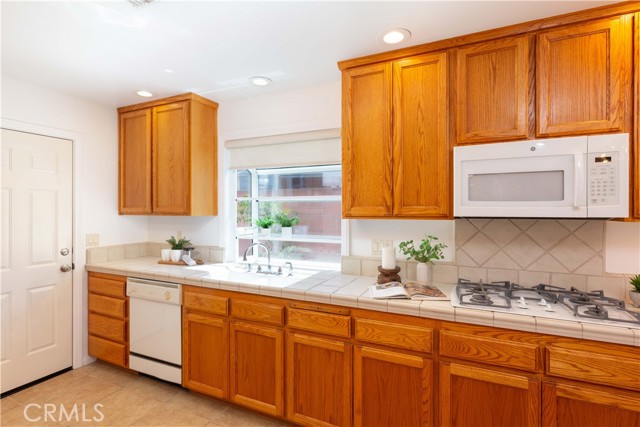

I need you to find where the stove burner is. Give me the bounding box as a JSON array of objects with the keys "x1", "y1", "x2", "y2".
[
  {"x1": 470, "y1": 292, "x2": 493, "y2": 305},
  {"x1": 569, "y1": 295, "x2": 592, "y2": 304},
  {"x1": 583, "y1": 305, "x2": 606, "y2": 318}
]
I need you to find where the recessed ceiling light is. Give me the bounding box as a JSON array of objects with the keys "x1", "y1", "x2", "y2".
[
  {"x1": 382, "y1": 28, "x2": 411, "y2": 44},
  {"x1": 137, "y1": 90, "x2": 153, "y2": 97},
  {"x1": 249, "y1": 76, "x2": 272, "y2": 87}
]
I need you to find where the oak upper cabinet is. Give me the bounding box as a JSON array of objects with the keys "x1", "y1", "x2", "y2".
[
  {"x1": 87, "y1": 272, "x2": 129, "y2": 368},
  {"x1": 440, "y1": 362, "x2": 540, "y2": 427},
  {"x1": 537, "y1": 15, "x2": 632, "y2": 137},
  {"x1": 634, "y1": 12, "x2": 640, "y2": 219},
  {"x1": 454, "y1": 35, "x2": 531, "y2": 144},
  {"x1": 353, "y1": 317, "x2": 435, "y2": 427},
  {"x1": 118, "y1": 92, "x2": 218, "y2": 216},
  {"x1": 342, "y1": 52, "x2": 450, "y2": 218},
  {"x1": 342, "y1": 63, "x2": 393, "y2": 217},
  {"x1": 229, "y1": 299, "x2": 285, "y2": 417},
  {"x1": 182, "y1": 286, "x2": 229, "y2": 399}
]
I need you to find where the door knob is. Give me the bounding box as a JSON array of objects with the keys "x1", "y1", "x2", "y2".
[{"x1": 60, "y1": 264, "x2": 72, "y2": 272}]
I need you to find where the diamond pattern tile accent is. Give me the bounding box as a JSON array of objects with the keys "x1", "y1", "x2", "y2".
[
  {"x1": 460, "y1": 233, "x2": 500, "y2": 265},
  {"x1": 484, "y1": 251, "x2": 520, "y2": 270},
  {"x1": 557, "y1": 219, "x2": 587, "y2": 232},
  {"x1": 574, "y1": 220, "x2": 604, "y2": 252},
  {"x1": 549, "y1": 236, "x2": 595, "y2": 272},
  {"x1": 510, "y1": 219, "x2": 536, "y2": 231},
  {"x1": 468, "y1": 218, "x2": 493, "y2": 230},
  {"x1": 504, "y1": 234, "x2": 545, "y2": 268},
  {"x1": 525, "y1": 220, "x2": 570, "y2": 250},
  {"x1": 482, "y1": 219, "x2": 521, "y2": 247},
  {"x1": 456, "y1": 249, "x2": 479, "y2": 267},
  {"x1": 574, "y1": 255, "x2": 604, "y2": 276},
  {"x1": 455, "y1": 219, "x2": 478, "y2": 246},
  {"x1": 527, "y1": 254, "x2": 568, "y2": 273}
]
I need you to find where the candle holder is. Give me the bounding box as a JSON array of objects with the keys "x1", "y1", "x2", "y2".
[{"x1": 377, "y1": 265, "x2": 401, "y2": 284}]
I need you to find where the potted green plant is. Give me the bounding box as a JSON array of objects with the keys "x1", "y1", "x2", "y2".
[
  {"x1": 399, "y1": 234, "x2": 447, "y2": 285},
  {"x1": 255, "y1": 216, "x2": 275, "y2": 236},
  {"x1": 274, "y1": 210, "x2": 299, "y2": 238},
  {"x1": 166, "y1": 236, "x2": 192, "y2": 262},
  {"x1": 629, "y1": 274, "x2": 640, "y2": 308}
]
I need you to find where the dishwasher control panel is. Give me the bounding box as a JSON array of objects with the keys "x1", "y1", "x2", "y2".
[{"x1": 126, "y1": 277, "x2": 181, "y2": 305}]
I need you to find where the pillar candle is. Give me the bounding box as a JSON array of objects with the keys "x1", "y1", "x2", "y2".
[{"x1": 381, "y1": 247, "x2": 396, "y2": 269}]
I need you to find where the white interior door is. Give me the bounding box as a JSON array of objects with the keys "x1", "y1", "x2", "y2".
[{"x1": 1, "y1": 129, "x2": 73, "y2": 394}]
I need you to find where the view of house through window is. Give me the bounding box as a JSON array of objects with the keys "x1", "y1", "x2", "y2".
[{"x1": 235, "y1": 165, "x2": 342, "y2": 267}]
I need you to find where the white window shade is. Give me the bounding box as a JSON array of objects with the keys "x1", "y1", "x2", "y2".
[{"x1": 225, "y1": 128, "x2": 341, "y2": 169}]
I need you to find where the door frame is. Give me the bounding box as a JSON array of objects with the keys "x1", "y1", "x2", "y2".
[{"x1": 1, "y1": 117, "x2": 85, "y2": 369}]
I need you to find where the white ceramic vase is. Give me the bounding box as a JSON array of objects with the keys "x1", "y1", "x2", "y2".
[
  {"x1": 259, "y1": 227, "x2": 271, "y2": 237},
  {"x1": 630, "y1": 290, "x2": 640, "y2": 308},
  {"x1": 161, "y1": 249, "x2": 171, "y2": 261},
  {"x1": 170, "y1": 249, "x2": 182, "y2": 262},
  {"x1": 416, "y1": 262, "x2": 432, "y2": 285},
  {"x1": 281, "y1": 227, "x2": 293, "y2": 238}
]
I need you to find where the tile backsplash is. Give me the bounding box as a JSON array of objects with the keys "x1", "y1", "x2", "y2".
[
  {"x1": 86, "y1": 242, "x2": 225, "y2": 265},
  {"x1": 343, "y1": 218, "x2": 630, "y2": 302}
]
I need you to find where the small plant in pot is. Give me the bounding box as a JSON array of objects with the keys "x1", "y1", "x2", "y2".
[
  {"x1": 255, "y1": 217, "x2": 275, "y2": 236},
  {"x1": 399, "y1": 234, "x2": 447, "y2": 285},
  {"x1": 274, "y1": 210, "x2": 299, "y2": 238},
  {"x1": 629, "y1": 274, "x2": 640, "y2": 308},
  {"x1": 166, "y1": 236, "x2": 192, "y2": 262}
]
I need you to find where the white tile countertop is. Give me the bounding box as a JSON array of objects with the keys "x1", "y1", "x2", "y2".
[{"x1": 86, "y1": 257, "x2": 640, "y2": 347}]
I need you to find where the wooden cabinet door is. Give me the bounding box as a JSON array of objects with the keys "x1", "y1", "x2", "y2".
[
  {"x1": 354, "y1": 346, "x2": 432, "y2": 427},
  {"x1": 440, "y1": 362, "x2": 540, "y2": 427},
  {"x1": 342, "y1": 63, "x2": 393, "y2": 218},
  {"x1": 152, "y1": 101, "x2": 190, "y2": 214},
  {"x1": 230, "y1": 322, "x2": 284, "y2": 417},
  {"x1": 455, "y1": 36, "x2": 531, "y2": 144},
  {"x1": 119, "y1": 108, "x2": 152, "y2": 214},
  {"x1": 392, "y1": 52, "x2": 450, "y2": 217},
  {"x1": 542, "y1": 382, "x2": 640, "y2": 427},
  {"x1": 286, "y1": 333, "x2": 352, "y2": 427},
  {"x1": 182, "y1": 311, "x2": 229, "y2": 399},
  {"x1": 537, "y1": 15, "x2": 632, "y2": 136},
  {"x1": 634, "y1": 13, "x2": 640, "y2": 219}
]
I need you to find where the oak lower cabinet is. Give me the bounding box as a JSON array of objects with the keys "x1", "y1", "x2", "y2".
[
  {"x1": 87, "y1": 272, "x2": 129, "y2": 368},
  {"x1": 118, "y1": 92, "x2": 219, "y2": 216},
  {"x1": 342, "y1": 51, "x2": 450, "y2": 218},
  {"x1": 229, "y1": 298, "x2": 285, "y2": 417},
  {"x1": 536, "y1": 14, "x2": 632, "y2": 137},
  {"x1": 634, "y1": 12, "x2": 640, "y2": 218},
  {"x1": 286, "y1": 332, "x2": 352, "y2": 427},
  {"x1": 354, "y1": 346, "x2": 432, "y2": 427},
  {"x1": 439, "y1": 362, "x2": 540, "y2": 427},
  {"x1": 182, "y1": 287, "x2": 230, "y2": 398},
  {"x1": 542, "y1": 381, "x2": 640, "y2": 427}
]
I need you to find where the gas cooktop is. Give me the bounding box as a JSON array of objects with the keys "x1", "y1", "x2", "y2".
[{"x1": 451, "y1": 279, "x2": 640, "y2": 328}]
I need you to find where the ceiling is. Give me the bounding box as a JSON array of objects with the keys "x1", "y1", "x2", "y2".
[{"x1": 1, "y1": 1, "x2": 620, "y2": 107}]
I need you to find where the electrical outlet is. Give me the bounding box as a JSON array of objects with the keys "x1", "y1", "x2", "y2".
[
  {"x1": 371, "y1": 239, "x2": 394, "y2": 256},
  {"x1": 86, "y1": 233, "x2": 100, "y2": 247}
]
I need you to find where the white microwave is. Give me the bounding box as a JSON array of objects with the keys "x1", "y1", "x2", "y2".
[{"x1": 453, "y1": 133, "x2": 629, "y2": 218}]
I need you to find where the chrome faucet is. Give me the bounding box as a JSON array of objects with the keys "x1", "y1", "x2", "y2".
[{"x1": 242, "y1": 242, "x2": 271, "y2": 271}]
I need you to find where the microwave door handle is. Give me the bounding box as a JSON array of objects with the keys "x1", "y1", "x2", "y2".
[{"x1": 574, "y1": 154, "x2": 587, "y2": 208}]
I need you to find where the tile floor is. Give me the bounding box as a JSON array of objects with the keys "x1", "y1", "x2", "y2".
[{"x1": 1, "y1": 361, "x2": 291, "y2": 427}]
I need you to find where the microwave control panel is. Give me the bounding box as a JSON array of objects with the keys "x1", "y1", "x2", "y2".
[{"x1": 587, "y1": 152, "x2": 618, "y2": 206}]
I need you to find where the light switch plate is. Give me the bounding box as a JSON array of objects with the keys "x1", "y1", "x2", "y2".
[
  {"x1": 371, "y1": 239, "x2": 394, "y2": 256},
  {"x1": 86, "y1": 233, "x2": 100, "y2": 247}
]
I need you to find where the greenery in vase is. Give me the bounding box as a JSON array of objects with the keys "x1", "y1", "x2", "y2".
[
  {"x1": 399, "y1": 234, "x2": 447, "y2": 263},
  {"x1": 630, "y1": 274, "x2": 640, "y2": 293},
  {"x1": 274, "y1": 210, "x2": 300, "y2": 227},
  {"x1": 255, "y1": 217, "x2": 275, "y2": 229},
  {"x1": 166, "y1": 236, "x2": 192, "y2": 250}
]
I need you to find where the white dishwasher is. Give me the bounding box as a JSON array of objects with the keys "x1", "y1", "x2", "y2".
[{"x1": 126, "y1": 277, "x2": 182, "y2": 384}]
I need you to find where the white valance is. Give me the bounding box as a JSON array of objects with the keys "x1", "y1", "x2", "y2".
[{"x1": 225, "y1": 128, "x2": 341, "y2": 169}]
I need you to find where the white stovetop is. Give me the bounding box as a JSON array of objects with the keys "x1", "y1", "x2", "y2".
[{"x1": 85, "y1": 257, "x2": 640, "y2": 347}]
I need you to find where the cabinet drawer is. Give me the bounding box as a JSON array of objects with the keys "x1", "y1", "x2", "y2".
[
  {"x1": 546, "y1": 346, "x2": 640, "y2": 391},
  {"x1": 232, "y1": 299, "x2": 284, "y2": 326},
  {"x1": 183, "y1": 289, "x2": 229, "y2": 316},
  {"x1": 355, "y1": 318, "x2": 432, "y2": 353},
  {"x1": 88, "y1": 313, "x2": 127, "y2": 343},
  {"x1": 439, "y1": 330, "x2": 540, "y2": 372},
  {"x1": 88, "y1": 275, "x2": 126, "y2": 298},
  {"x1": 88, "y1": 293, "x2": 127, "y2": 319},
  {"x1": 88, "y1": 335, "x2": 127, "y2": 368},
  {"x1": 288, "y1": 307, "x2": 351, "y2": 338}
]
